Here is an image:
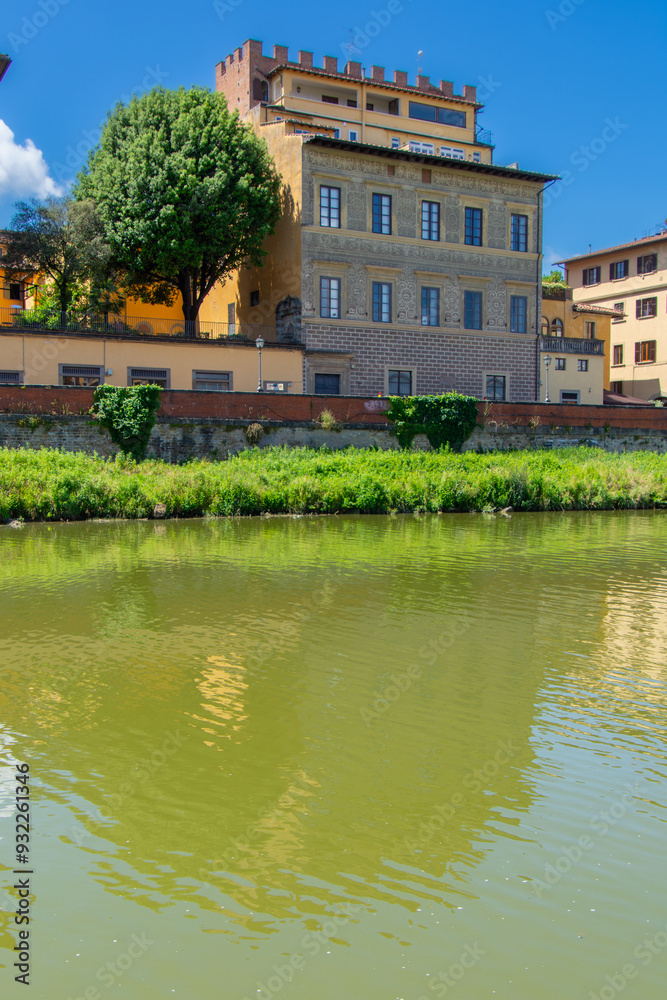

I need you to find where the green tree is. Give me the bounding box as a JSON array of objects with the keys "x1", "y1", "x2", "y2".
[
  {"x1": 2, "y1": 196, "x2": 110, "y2": 315},
  {"x1": 543, "y1": 268, "x2": 566, "y2": 285},
  {"x1": 77, "y1": 87, "x2": 282, "y2": 323}
]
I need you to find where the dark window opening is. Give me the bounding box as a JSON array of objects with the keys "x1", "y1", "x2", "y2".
[
  {"x1": 409, "y1": 101, "x2": 466, "y2": 128},
  {"x1": 388, "y1": 370, "x2": 412, "y2": 396},
  {"x1": 464, "y1": 290, "x2": 482, "y2": 330},
  {"x1": 314, "y1": 373, "x2": 341, "y2": 394},
  {"x1": 464, "y1": 207, "x2": 483, "y2": 246},
  {"x1": 322, "y1": 95, "x2": 339, "y2": 104},
  {"x1": 485, "y1": 375, "x2": 506, "y2": 401},
  {"x1": 250, "y1": 290, "x2": 260, "y2": 307}
]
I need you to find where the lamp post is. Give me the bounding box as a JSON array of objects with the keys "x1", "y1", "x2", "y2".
[
  {"x1": 255, "y1": 336, "x2": 265, "y2": 392},
  {"x1": 543, "y1": 354, "x2": 552, "y2": 403}
]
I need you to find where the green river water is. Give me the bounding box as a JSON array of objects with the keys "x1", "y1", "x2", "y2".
[{"x1": 0, "y1": 512, "x2": 666, "y2": 1000}]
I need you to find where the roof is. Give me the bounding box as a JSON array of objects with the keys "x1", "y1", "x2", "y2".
[
  {"x1": 603, "y1": 390, "x2": 656, "y2": 407},
  {"x1": 0, "y1": 54, "x2": 10, "y2": 83},
  {"x1": 266, "y1": 63, "x2": 481, "y2": 108},
  {"x1": 302, "y1": 135, "x2": 559, "y2": 183},
  {"x1": 561, "y1": 232, "x2": 667, "y2": 264},
  {"x1": 573, "y1": 302, "x2": 623, "y2": 317}
]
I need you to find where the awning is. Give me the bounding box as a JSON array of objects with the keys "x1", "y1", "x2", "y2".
[{"x1": 603, "y1": 390, "x2": 656, "y2": 407}]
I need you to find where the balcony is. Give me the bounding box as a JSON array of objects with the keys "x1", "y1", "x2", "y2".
[
  {"x1": 0, "y1": 307, "x2": 281, "y2": 344},
  {"x1": 540, "y1": 336, "x2": 604, "y2": 356}
]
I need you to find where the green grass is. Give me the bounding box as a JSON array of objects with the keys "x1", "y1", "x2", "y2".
[{"x1": 1, "y1": 446, "x2": 667, "y2": 522}]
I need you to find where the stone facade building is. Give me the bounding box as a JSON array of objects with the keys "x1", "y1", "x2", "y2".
[{"x1": 210, "y1": 39, "x2": 558, "y2": 400}]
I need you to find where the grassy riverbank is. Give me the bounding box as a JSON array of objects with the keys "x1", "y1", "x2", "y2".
[{"x1": 1, "y1": 446, "x2": 667, "y2": 522}]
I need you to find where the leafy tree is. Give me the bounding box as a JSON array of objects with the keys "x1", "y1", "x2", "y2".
[
  {"x1": 2, "y1": 196, "x2": 113, "y2": 315},
  {"x1": 543, "y1": 268, "x2": 566, "y2": 285},
  {"x1": 77, "y1": 87, "x2": 282, "y2": 323},
  {"x1": 91, "y1": 384, "x2": 162, "y2": 461}
]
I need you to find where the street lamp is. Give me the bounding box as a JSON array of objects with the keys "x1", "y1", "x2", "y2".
[
  {"x1": 543, "y1": 354, "x2": 552, "y2": 403},
  {"x1": 255, "y1": 336, "x2": 265, "y2": 392}
]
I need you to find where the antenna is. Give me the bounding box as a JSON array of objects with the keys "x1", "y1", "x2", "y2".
[
  {"x1": 417, "y1": 50, "x2": 423, "y2": 78},
  {"x1": 344, "y1": 29, "x2": 362, "y2": 57}
]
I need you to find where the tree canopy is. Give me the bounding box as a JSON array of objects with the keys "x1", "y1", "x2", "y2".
[{"x1": 77, "y1": 87, "x2": 282, "y2": 322}]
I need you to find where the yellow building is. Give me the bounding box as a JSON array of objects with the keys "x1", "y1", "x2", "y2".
[
  {"x1": 563, "y1": 233, "x2": 667, "y2": 401},
  {"x1": 539, "y1": 287, "x2": 619, "y2": 404}
]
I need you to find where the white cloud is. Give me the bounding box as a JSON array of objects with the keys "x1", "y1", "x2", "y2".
[{"x1": 0, "y1": 119, "x2": 64, "y2": 200}]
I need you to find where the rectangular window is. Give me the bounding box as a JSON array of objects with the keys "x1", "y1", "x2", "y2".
[
  {"x1": 8, "y1": 282, "x2": 22, "y2": 300},
  {"x1": 409, "y1": 102, "x2": 466, "y2": 128},
  {"x1": 421, "y1": 287, "x2": 440, "y2": 326},
  {"x1": 193, "y1": 370, "x2": 232, "y2": 391},
  {"x1": 472, "y1": 152, "x2": 481, "y2": 162},
  {"x1": 60, "y1": 365, "x2": 103, "y2": 387},
  {"x1": 314, "y1": 373, "x2": 340, "y2": 394},
  {"x1": 610, "y1": 259, "x2": 629, "y2": 280},
  {"x1": 577, "y1": 359, "x2": 589, "y2": 372},
  {"x1": 372, "y1": 193, "x2": 392, "y2": 234},
  {"x1": 464, "y1": 207, "x2": 483, "y2": 246},
  {"x1": 320, "y1": 185, "x2": 341, "y2": 228},
  {"x1": 485, "y1": 375, "x2": 506, "y2": 401},
  {"x1": 510, "y1": 295, "x2": 528, "y2": 333},
  {"x1": 348, "y1": 130, "x2": 358, "y2": 141},
  {"x1": 561, "y1": 391, "x2": 580, "y2": 404},
  {"x1": 464, "y1": 290, "x2": 483, "y2": 330},
  {"x1": 388, "y1": 99, "x2": 399, "y2": 115},
  {"x1": 555, "y1": 358, "x2": 566, "y2": 371},
  {"x1": 613, "y1": 345, "x2": 623, "y2": 365},
  {"x1": 388, "y1": 370, "x2": 413, "y2": 396},
  {"x1": 612, "y1": 302, "x2": 624, "y2": 322},
  {"x1": 366, "y1": 102, "x2": 374, "y2": 111},
  {"x1": 440, "y1": 146, "x2": 464, "y2": 159},
  {"x1": 636, "y1": 297, "x2": 658, "y2": 318},
  {"x1": 584, "y1": 320, "x2": 596, "y2": 339},
  {"x1": 583, "y1": 266, "x2": 601, "y2": 286},
  {"x1": 250, "y1": 290, "x2": 259, "y2": 307},
  {"x1": 391, "y1": 137, "x2": 399, "y2": 148},
  {"x1": 610, "y1": 381, "x2": 623, "y2": 394},
  {"x1": 319, "y1": 277, "x2": 341, "y2": 319},
  {"x1": 347, "y1": 98, "x2": 357, "y2": 108},
  {"x1": 0, "y1": 370, "x2": 22, "y2": 384},
  {"x1": 372, "y1": 281, "x2": 392, "y2": 322},
  {"x1": 637, "y1": 253, "x2": 657, "y2": 274},
  {"x1": 421, "y1": 201, "x2": 440, "y2": 240},
  {"x1": 510, "y1": 214, "x2": 528, "y2": 252},
  {"x1": 408, "y1": 140, "x2": 435, "y2": 155},
  {"x1": 322, "y1": 95, "x2": 339, "y2": 104},
  {"x1": 635, "y1": 340, "x2": 656, "y2": 363},
  {"x1": 332, "y1": 128, "x2": 341, "y2": 139},
  {"x1": 128, "y1": 367, "x2": 170, "y2": 387}
]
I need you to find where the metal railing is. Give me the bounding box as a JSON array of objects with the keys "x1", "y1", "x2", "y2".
[
  {"x1": 540, "y1": 336, "x2": 604, "y2": 355},
  {"x1": 0, "y1": 307, "x2": 279, "y2": 343}
]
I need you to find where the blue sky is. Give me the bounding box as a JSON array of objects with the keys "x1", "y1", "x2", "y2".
[{"x1": 1, "y1": 0, "x2": 665, "y2": 268}]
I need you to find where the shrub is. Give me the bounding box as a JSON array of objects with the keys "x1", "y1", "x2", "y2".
[
  {"x1": 317, "y1": 409, "x2": 339, "y2": 431},
  {"x1": 386, "y1": 393, "x2": 479, "y2": 451},
  {"x1": 91, "y1": 384, "x2": 162, "y2": 461}
]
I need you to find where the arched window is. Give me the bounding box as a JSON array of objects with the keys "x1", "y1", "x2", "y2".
[
  {"x1": 551, "y1": 318, "x2": 564, "y2": 337},
  {"x1": 253, "y1": 78, "x2": 269, "y2": 102},
  {"x1": 541, "y1": 317, "x2": 550, "y2": 336}
]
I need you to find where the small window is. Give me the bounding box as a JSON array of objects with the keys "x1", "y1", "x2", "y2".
[
  {"x1": 388, "y1": 370, "x2": 412, "y2": 396},
  {"x1": 193, "y1": 370, "x2": 232, "y2": 392},
  {"x1": 612, "y1": 302, "x2": 624, "y2": 322},
  {"x1": 577, "y1": 359, "x2": 588, "y2": 372},
  {"x1": 561, "y1": 391, "x2": 580, "y2": 404},
  {"x1": 472, "y1": 152, "x2": 481, "y2": 163},
  {"x1": 388, "y1": 99, "x2": 399, "y2": 115},
  {"x1": 348, "y1": 130, "x2": 358, "y2": 141},
  {"x1": 584, "y1": 321, "x2": 596, "y2": 339},
  {"x1": 332, "y1": 128, "x2": 341, "y2": 139},
  {"x1": 314, "y1": 373, "x2": 340, "y2": 394},
  {"x1": 583, "y1": 266, "x2": 601, "y2": 286},
  {"x1": 464, "y1": 290, "x2": 482, "y2": 330},
  {"x1": 372, "y1": 193, "x2": 392, "y2": 235},
  {"x1": 0, "y1": 370, "x2": 22, "y2": 384},
  {"x1": 464, "y1": 207, "x2": 483, "y2": 246},
  {"x1": 551, "y1": 317, "x2": 564, "y2": 337},
  {"x1": 421, "y1": 287, "x2": 439, "y2": 327},
  {"x1": 347, "y1": 98, "x2": 358, "y2": 108},
  {"x1": 440, "y1": 146, "x2": 464, "y2": 160},
  {"x1": 227, "y1": 302, "x2": 236, "y2": 333},
  {"x1": 555, "y1": 358, "x2": 566, "y2": 371},
  {"x1": 510, "y1": 295, "x2": 528, "y2": 333},
  {"x1": 637, "y1": 253, "x2": 657, "y2": 274},
  {"x1": 9, "y1": 282, "x2": 22, "y2": 300},
  {"x1": 372, "y1": 282, "x2": 392, "y2": 323},
  {"x1": 613, "y1": 345, "x2": 623, "y2": 366},
  {"x1": 636, "y1": 297, "x2": 657, "y2": 319},
  {"x1": 510, "y1": 214, "x2": 528, "y2": 252},
  {"x1": 610, "y1": 259, "x2": 629, "y2": 280},
  {"x1": 635, "y1": 340, "x2": 656, "y2": 363},
  {"x1": 391, "y1": 137, "x2": 399, "y2": 149},
  {"x1": 366, "y1": 102, "x2": 374, "y2": 111},
  {"x1": 485, "y1": 375, "x2": 506, "y2": 401},
  {"x1": 60, "y1": 365, "x2": 103, "y2": 387},
  {"x1": 320, "y1": 185, "x2": 341, "y2": 228},
  {"x1": 610, "y1": 381, "x2": 624, "y2": 394},
  {"x1": 322, "y1": 95, "x2": 339, "y2": 104},
  {"x1": 541, "y1": 317, "x2": 550, "y2": 336},
  {"x1": 421, "y1": 201, "x2": 440, "y2": 241},
  {"x1": 320, "y1": 277, "x2": 341, "y2": 319},
  {"x1": 128, "y1": 367, "x2": 170, "y2": 387},
  {"x1": 250, "y1": 290, "x2": 260, "y2": 307},
  {"x1": 408, "y1": 141, "x2": 435, "y2": 155}
]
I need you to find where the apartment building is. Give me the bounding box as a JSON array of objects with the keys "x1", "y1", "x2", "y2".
[
  {"x1": 211, "y1": 39, "x2": 558, "y2": 400},
  {"x1": 540, "y1": 287, "x2": 618, "y2": 404},
  {"x1": 563, "y1": 233, "x2": 667, "y2": 401}
]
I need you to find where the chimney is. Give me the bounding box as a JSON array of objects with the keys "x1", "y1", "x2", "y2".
[
  {"x1": 394, "y1": 70, "x2": 408, "y2": 87},
  {"x1": 371, "y1": 65, "x2": 384, "y2": 82},
  {"x1": 345, "y1": 61, "x2": 362, "y2": 78},
  {"x1": 299, "y1": 50, "x2": 313, "y2": 68},
  {"x1": 323, "y1": 55, "x2": 338, "y2": 73},
  {"x1": 439, "y1": 80, "x2": 454, "y2": 96},
  {"x1": 462, "y1": 84, "x2": 477, "y2": 102},
  {"x1": 417, "y1": 75, "x2": 431, "y2": 90},
  {"x1": 273, "y1": 44, "x2": 288, "y2": 62}
]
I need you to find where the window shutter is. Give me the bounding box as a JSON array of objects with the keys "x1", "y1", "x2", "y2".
[
  {"x1": 636, "y1": 300, "x2": 642, "y2": 319},
  {"x1": 635, "y1": 342, "x2": 641, "y2": 363},
  {"x1": 649, "y1": 341, "x2": 656, "y2": 362}
]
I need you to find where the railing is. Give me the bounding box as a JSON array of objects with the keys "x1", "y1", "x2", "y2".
[
  {"x1": 0, "y1": 307, "x2": 279, "y2": 343},
  {"x1": 540, "y1": 336, "x2": 604, "y2": 356}
]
